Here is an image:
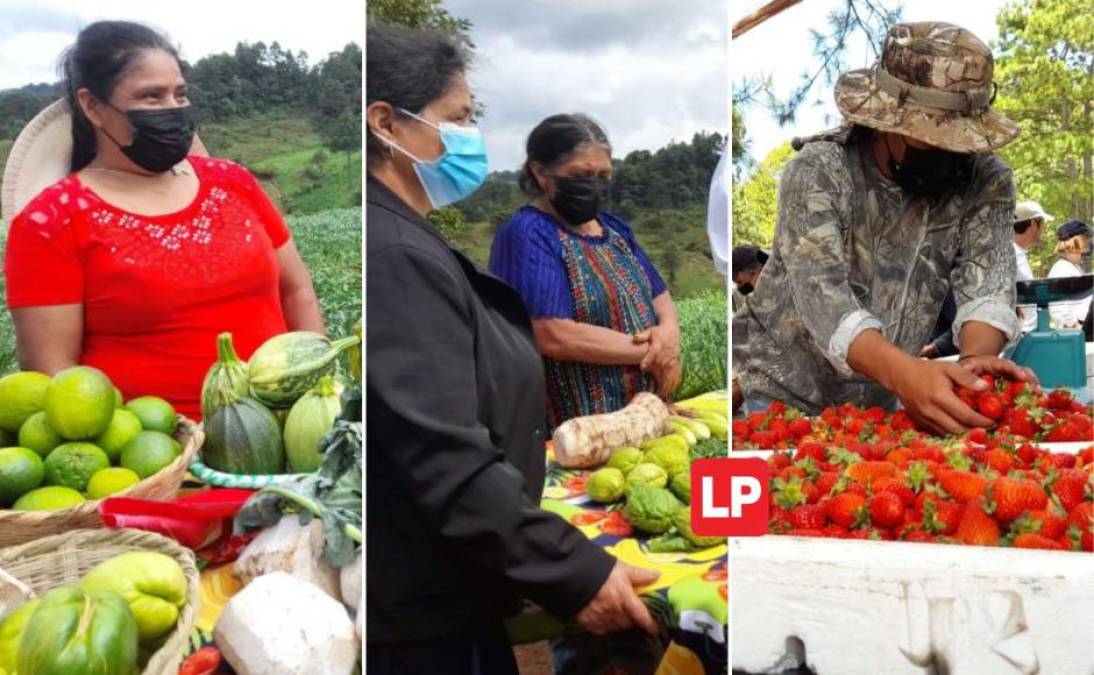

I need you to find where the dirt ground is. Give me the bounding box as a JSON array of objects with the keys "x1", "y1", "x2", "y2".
[{"x1": 515, "y1": 641, "x2": 554, "y2": 675}]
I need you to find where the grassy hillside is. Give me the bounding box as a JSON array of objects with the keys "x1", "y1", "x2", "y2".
[
  {"x1": 0, "y1": 112, "x2": 358, "y2": 217},
  {"x1": 197, "y1": 112, "x2": 361, "y2": 215},
  {"x1": 450, "y1": 203, "x2": 721, "y2": 300}
]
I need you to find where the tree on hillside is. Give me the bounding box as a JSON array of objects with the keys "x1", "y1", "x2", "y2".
[
  {"x1": 311, "y1": 43, "x2": 363, "y2": 172},
  {"x1": 0, "y1": 83, "x2": 61, "y2": 139},
  {"x1": 994, "y1": 0, "x2": 1092, "y2": 275},
  {"x1": 732, "y1": 141, "x2": 795, "y2": 248},
  {"x1": 367, "y1": 0, "x2": 473, "y2": 43},
  {"x1": 731, "y1": 106, "x2": 752, "y2": 180}
]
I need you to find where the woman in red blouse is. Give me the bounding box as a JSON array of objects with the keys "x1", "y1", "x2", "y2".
[{"x1": 4, "y1": 21, "x2": 324, "y2": 419}]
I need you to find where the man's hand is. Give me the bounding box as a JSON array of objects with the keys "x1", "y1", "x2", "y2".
[
  {"x1": 918, "y1": 343, "x2": 938, "y2": 359},
  {"x1": 888, "y1": 357, "x2": 995, "y2": 435},
  {"x1": 574, "y1": 561, "x2": 661, "y2": 636},
  {"x1": 958, "y1": 355, "x2": 1039, "y2": 388}
]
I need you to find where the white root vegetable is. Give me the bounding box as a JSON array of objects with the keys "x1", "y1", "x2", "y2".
[
  {"x1": 215, "y1": 572, "x2": 357, "y2": 675},
  {"x1": 234, "y1": 518, "x2": 339, "y2": 599},
  {"x1": 339, "y1": 551, "x2": 361, "y2": 612},
  {"x1": 552, "y1": 392, "x2": 671, "y2": 468}
]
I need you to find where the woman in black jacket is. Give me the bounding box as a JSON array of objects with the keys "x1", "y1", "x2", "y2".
[{"x1": 365, "y1": 24, "x2": 659, "y2": 674}]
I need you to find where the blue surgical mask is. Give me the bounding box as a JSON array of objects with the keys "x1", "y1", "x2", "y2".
[{"x1": 380, "y1": 109, "x2": 488, "y2": 209}]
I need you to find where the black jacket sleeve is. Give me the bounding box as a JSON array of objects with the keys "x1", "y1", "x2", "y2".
[{"x1": 366, "y1": 243, "x2": 615, "y2": 620}]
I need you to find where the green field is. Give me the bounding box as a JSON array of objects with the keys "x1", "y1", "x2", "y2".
[
  {"x1": 450, "y1": 204, "x2": 722, "y2": 300},
  {"x1": 0, "y1": 206, "x2": 361, "y2": 374}
]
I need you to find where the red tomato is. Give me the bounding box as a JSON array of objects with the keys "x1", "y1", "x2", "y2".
[
  {"x1": 571, "y1": 512, "x2": 608, "y2": 526},
  {"x1": 179, "y1": 648, "x2": 222, "y2": 675}
]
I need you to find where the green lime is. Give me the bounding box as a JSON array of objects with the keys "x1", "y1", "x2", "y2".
[
  {"x1": 43, "y1": 442, "x2": 110, "y2": 492},
  {"x1": 120, "y1": 431, "x2": 181, "y2": 479},
  {"x1": 0, "y1": 447, "x2": 45, "y2": 506},
  {"x1": 93, "y1": 409, "x2": 143, "y2": 463},
  {"x1": 17, "y1": 412, "x2": 62, "y2": 459},
  {"x1": 114, "y1": 387, "x2": 124, "y2": 408},
  {"x1": 86, "y1": 467, "x2": 141, "y2": 499},
  {"x1": 12, "y1": 485, "x2": 86, "y2": 511},
  {"x1": 0, "y1": 372, "x2": 51, "y2": 433},
  {"x1": 124, "y1": 396, "x2": 177, "y2": 435},
  {"x1": 44, "y1": 367, "x2": 116, "y2": 440}
]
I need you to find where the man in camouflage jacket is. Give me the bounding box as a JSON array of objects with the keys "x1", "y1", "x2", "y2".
[{"x1": 733, "y1": 22, "x2": 1038, "y2": 434}]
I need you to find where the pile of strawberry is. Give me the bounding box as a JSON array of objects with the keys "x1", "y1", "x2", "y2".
[
  {"x1": 733, "y1": 377, "x2": 1091, "y2": 449},
  {"x1": 766, "y1": 437, "x2": 1093, "y2": 551}
]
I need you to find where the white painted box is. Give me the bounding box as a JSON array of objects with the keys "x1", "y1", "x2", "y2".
[{"x1": 730, "y1": 536, "x2": 1094, "y2": 675}]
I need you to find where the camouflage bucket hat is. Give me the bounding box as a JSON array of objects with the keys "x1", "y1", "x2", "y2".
[{"x1": 834, "y1": 22, "x2": 1019, "y2": 153}]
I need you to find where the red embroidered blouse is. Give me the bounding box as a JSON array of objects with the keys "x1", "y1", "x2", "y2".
[{"x1": 4, "y1": 156, "x2": 290, "y2": 419}]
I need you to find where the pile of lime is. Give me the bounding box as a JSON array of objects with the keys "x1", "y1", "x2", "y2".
[{"x1": 0, "y1": 367, "x2": 182, "y2": 511}]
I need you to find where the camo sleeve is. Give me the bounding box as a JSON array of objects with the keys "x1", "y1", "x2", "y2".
[
  {"x1": 950, "y1": 159, "x2": 1021, "y2": 350},
  {"x1": 776, "y1": 148, "x2": 884, "y2": 376}
]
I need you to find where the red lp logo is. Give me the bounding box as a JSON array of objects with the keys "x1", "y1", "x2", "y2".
[{"x1": 690, "y1": 457, "x2": 769, "y2": 537}]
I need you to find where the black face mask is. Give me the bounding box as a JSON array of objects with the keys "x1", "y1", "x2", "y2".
[
  {"x1": 738, "y1": 283, "x2": 754, "y2": 295},
  {"x1": 550, "y1": 176, "x2": 610, "y2": 226},
  {"x1": 887, "y1": 137, "x2": 975, "y2": 197},
  {"x1": 105, "y1": 105, "x2": 196, "y2": 173}
]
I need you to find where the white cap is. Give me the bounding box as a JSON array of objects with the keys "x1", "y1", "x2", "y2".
[{"x1": 1014, "y1": 200, "x2": 1054, "y2": 224}]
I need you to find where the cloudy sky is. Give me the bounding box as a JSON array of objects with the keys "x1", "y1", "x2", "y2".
[
  {"x1": 0, "y1": 0, "x2": 361, "y2": 90},
  {"x1": 733, "y1": 0, "x2": 1008, "y2": 164},
  {"x1": 446, "y1": 0, "x2": 729, "y2": 172}
]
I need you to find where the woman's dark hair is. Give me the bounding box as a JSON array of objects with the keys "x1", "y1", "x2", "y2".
[
  {"x1": 59, "y1": 21, "x2": 181, "y2": 171},
  {"x1": 366, "y1": 23, "x2": 469, "y2": 165},
  {"x1": 519, "y1": 114, "x2": 611, "y2": 195}
]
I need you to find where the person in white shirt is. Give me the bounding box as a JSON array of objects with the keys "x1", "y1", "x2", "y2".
[
  {"x1": 1012, "y1": 201, "x2": 1052, "y2": 332},
  {"x1": 1048, "y1": 219, "x2": 1093, "y2": 329},
  {"x1": 706, "y1": 148, "x2": 728, "y2": 277}
]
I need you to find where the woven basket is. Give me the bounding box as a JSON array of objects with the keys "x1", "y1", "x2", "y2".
[
  {"x1": 0, "y1": 418, "x2": 204, "y2": 547},
  {"x1": 0, "y1": 528, "x2": 201, "y2": 675}
]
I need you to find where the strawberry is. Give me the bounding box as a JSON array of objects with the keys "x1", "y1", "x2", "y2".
[
  {"x1": 956, "y1": 497, "x2": 1001, "y2": 546},
  {"x1": 875, "y1": 477, "x2": 917, "y2": 506},
  {"x1": 923, "y1": 499, "x2": 962, "y2": 535},
  {"x1": 967, "y1": 427, "x2": 989, "y2": 445},
  {"x1": 794, "y1": 442, "x2": 827, "y2": 463},
  {"x1": 789, "y1": 504, "x2": 826, "y2": 530},
  {"x1": 1080, "y1": 446, "x2": 1094, "y2": 468},
  {"x1": 937, "y1": 470, "x2": 987, "y2": 504},
  {"x1": 1067, "y1": 501, "x2": 1092, "y2": 533},
  {"x1": 815, "y1": 471, "x2": 840, "y2": 498},
  {"x1": 1012, "y1": 533, "x2": 1065, "y2": 550},
  {"x1": 748, "y1": 411, "x2": 768, "y2": 430},
  {"x1": 826, "y1": 492, "x2": 867, "y2": 529},
  {"x1": 749, "y1": 430, "x2": 778, "y2": 448},
  {"x1": 1046, "y1": 422, "x2": 1081, "y2": 443},
  {"x1": 1021, "y1": 508, "x2": 1069, "y2": 540},
  {"x1": 983, "y1": 448, "x2": 1018, "y2": 475},
  {"x1": 987, "y1": 477, "x2": 1048, "y2": 523},
  {"x1": 767, "y1": 452, "x2": 792, "y2": 472},
  {"x1": 821, "y1": 524, "x2": 848, "y2": 538},
  {"x1": 1046, "y1": 389, "x2": 1074, "y2": 411},
  {"x1": 788, "y1": 418, "x2": 812, "y2": 439},
  {"x1": 869, "y1": 492, "x2": 905, "y2": 529},
  {"x1": 1049, "y1": 469, "x2": 1090, "y2": 513},
  {"x1": 977, "y1": 393, "x2": 1004, "y2": 421},
  {"x1": 768, "y1": 401, "x2": 787, "y2": 416},
  {"x1": 904, "y1": 530, "x2": 937, "y2": 543},
  {"x1": 845, "y1": 460, "x2": 896, "y2": 488},
  {"x1": 732, "y1": 420, "x2": 752, "y2": 443},
  {"x1": 771, "y1": 476, "x2": 810, "y2": 510}
]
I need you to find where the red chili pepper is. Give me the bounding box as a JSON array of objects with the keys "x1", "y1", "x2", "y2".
[{"x1": 179, "y1": 647, "x2": 221, "y2": 675}]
